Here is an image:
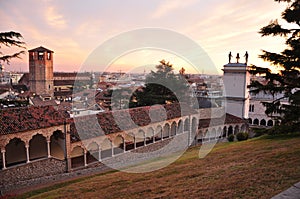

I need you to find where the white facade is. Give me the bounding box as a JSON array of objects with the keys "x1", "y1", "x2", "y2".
[{"x1": 223, "y1": 63, "x2": 250, "y2": 119}]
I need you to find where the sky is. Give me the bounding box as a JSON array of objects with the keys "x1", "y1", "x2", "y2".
[{"x1": 0, "y1": 0, "x2": 289, "y2": 75}]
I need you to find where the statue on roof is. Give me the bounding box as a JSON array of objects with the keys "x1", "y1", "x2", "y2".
[
  {"x1": 236, "y1": 53, "x2": 240, "y2": 63},
  {"x1": 228, "y1": 51, "x2": 233, "y2": 63},
  {"x1": 244, "y1": 51, "x2": 249, "y2": 64}
]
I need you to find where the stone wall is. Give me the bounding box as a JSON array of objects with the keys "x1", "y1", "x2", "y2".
[{"x1": 0, "y1": 158, "x2": 66, "y2": 194}]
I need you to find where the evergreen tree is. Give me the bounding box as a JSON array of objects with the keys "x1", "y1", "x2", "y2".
[
  {"x1": 249, "y1": 0, "x2": 300, "y2": 131},
  {"x1": 0, "y1": 31, "x2": 26, "y2": 64},
  {"x1": 130, "y1": 60, "x2": 190, "y2": 107}
]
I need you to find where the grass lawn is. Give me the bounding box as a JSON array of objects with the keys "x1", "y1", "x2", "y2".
[{"x1": 17, "y1": 133, "x2": 300, "y2": 199}]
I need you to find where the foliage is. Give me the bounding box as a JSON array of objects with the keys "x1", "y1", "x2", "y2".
[
  {"x1": 227, "y1": 134, "x2": 235, "y2": 142},
  {"x1": 236, "y1": 132, "x2": 249, "y2": 141},
  {"x1": 0, "y1": 31, "x2": 26, "y2": 64},
  {"x1": 130, "y1": 60, "x2": 190, "y2": 107},
  {"x1": 249, "y1": 0, "x2": 300, "y2": 130}
]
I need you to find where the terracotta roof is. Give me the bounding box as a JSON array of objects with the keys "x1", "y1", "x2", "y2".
[
  {"x1": 70, "y1": 103, "x2": 197, "y2": 142},
  {"x1": 198, "y1": 113, "x2": 246, "y2": 129},
  {"x1": 28, "y1": 46, "x2": 53, "y2": 53},
  {"x1": 30, "y1": 96, "x2": 57, "y2": 107},
  {"x1": 0, "y1": 106, "x2": 68, "y2": 135}
]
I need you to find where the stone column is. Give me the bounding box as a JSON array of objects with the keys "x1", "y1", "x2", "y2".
[
  {"x1": 98, "y1": 146, "x2": 102, "y2": 161},
  {"x1": 161, "y1": 130, "x2": 164, "y2": 141},
  {"x1": 25, "y1": 144, "x2": 30, "y2": 163},
  {"x1": 123, "y1": 140, "x2": 126, "y2": 153},
  {"x1": 144, "y1": 135, "x2": 146, "y2": 146},
  {"x1": 47, "y1": 139, "x2": 51, "y2": 158},
  {"x1": 1, "y1": 149, "x2": 6, "y2": 170},
  {"x1": 111, "y1": 142, "x2": 114, "y2": 157},
  {"x1": 84, "y1": 150, "x2": 87, "y2": 167},
  {"x1": 134, "y1": 137, "x2": 136, "y2": 149}
]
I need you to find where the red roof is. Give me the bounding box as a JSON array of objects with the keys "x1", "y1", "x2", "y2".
[{"x1": 0, "y1": 106, "x2": 68, "y2": 135}]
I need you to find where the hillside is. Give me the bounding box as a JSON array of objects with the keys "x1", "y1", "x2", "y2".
[{"x1": 18, "y1": 134, "x2": 300, "y2": 199}]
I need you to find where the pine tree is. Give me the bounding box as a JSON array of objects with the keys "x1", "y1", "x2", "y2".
[
  {"x1": 0, "y1": 31, "x2": 26, "y2": 64},
  {"x1": 130, "y1": 60, "x2": 190, "y2": 107},
  {"x1": 249, "y1": 0, "x2": 300, "y2": 131}
]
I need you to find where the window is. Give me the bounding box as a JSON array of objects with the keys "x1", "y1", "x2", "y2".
[
  {"x1": 38, "y1": 52, "x2": 44, "y2": 60},
  {"x1": 47, "y1": 52, "x2": 51, "y2": 60},
  {"x1": 249, "y1": 104, "x2": 255, "y2": 112}
]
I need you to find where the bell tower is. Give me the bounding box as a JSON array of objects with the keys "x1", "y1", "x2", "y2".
[
  {"x1": 28, "y1": 46, "x2": 54, "y2": 97},
  {"x1": 223, "y1": 52, "x2": 250, "y2": 119}
]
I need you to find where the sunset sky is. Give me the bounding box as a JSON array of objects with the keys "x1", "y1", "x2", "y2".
[{"x1": 0, "y1": 0, "x2": 288, "y2": 74}]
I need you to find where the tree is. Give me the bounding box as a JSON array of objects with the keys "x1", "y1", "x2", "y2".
[
  {"x1": 130, "y1": 60, "x2": 190, "y2": 107},
  {"x1": 0, "y1": 31, "x2": 26, "y2": 64},
  {"x1": 249, "y1": 0, "x2": 300, "y2": 131}
]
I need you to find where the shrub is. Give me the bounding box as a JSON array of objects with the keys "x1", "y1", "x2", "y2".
[
  {"x1": 227, "y1": 134, "x2": 235, "y2": 142},
  {"x1": 236, "y1": 132, "x2": 249, "y2": 141}
]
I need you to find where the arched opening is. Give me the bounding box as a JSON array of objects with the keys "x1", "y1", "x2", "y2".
[
  {"x1": 211, "y1": 128, "x2": 217, "y2": 140},
  {"x1": 146, "y1": 128, "x2": 154, "y2": 144},
  {"x1": 155, "y1": 126, "x2": 163, "y2": 142},
  {"x1": 170, "y1": 122, "x2": 177, "y2": 137},
  {"x1": 223, "y1": 126, "x2": 227, "y2": 138},
  {"x1": 241, "y1": 124, "x2": 247, "y2": 132},
  {"x1": 126, "y1": 133, "x2": 135, "y2": 151},
  {"x1": 267, "y1": 120, "x2": 274, "y2": 127},
  {"x1": 136, "y1": 130, "x2": 145, "y2": 148},
  {"x1": 70, "y1": 146, "x2": 84, "y2": 168},
  {"x1": 101, "y1": 138, "x2": 112, "y2": 159},
  {"x1": 253, "y1": 119, "x2": 259, "y2": 125},
  {"x1": 260, "y1": 119, "x2": 266, "y2": 126},
  {"x1": 5, "y1": 138, "x2": 26, "y2": 167},
  {"x1": 184, "y1": 118, "x2": 190, "y2": 132},
  {"x1": 234, "y1": 125, "x2": 239, "y2": 135},
  {"x1": 228, "y1": 126, "x2": 233, "y2": 136},
  {"x1": 113, "y1": 135, "x2": 125, "y2": 155},
  {"x1": 29, "y1": 134, "x2": 47, "y2": 161},
  {"x1": 191, "y1": 117, "x2": 197, "y2": 140},
  {"x1": 50, "y1": 130, "x2": 65, "y2": 160},
  {"x1": 177, "y1": 120, "x2": 183, "y2": 134},
  {"x1": 197, "y1": 131, "x2": 203, "y2": 143},
  {"x1": 87, "y1": 142, "x2": 99, "y2": 163},
  {"x1": 163, "y1": 124, "x2": 170, "y2": 139},
  {"x1": 218, "y1": 127, "x2": 222, "y2": 138},
  {"x1": 248, "y1": 118, "x2": 252, "y2": 125}
]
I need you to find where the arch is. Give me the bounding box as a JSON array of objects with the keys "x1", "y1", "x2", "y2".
[
  {"x1": 136, "y1": 129, "x2": 145, "y2": 147},
  {"x1": 228, "y1": 126, "x2": 233, "y2": 136},
  {"x1": 267, "y1": 120, "x2": 274, "y2": 127},
  {"x1": 70, "y1": 146, "x2": 84, "y2": 168},
  {"x1": 5, "y1": 138, "x2": 26, "y2": 167},
  {"x1": 241, "y1": 124, "x2": 247, "y2": 132},
  {"x1": 248, "y1": 118, "x2": 252, "y2": 125},
  {"x1": 126, "y1": 132, "x2": 135, "y2": 151},
  {"x1": 191, "y1": 117, "x2": 197, "y2": 139},
  {"x1": 87, "y1": 142, "x2": 99, "y2": 163},
  {"x1": 218, "y1": 127, "x2": 222, "y2": 138},
  {"x1": 29, "y1": 134, "x2": 47, "y2": 161},
  {"x1": 211, "y1": 128, "x2": 217, "y2": 140},
  {"x1": 170, "y1": 122, "x2": 177, "y2": 137},
  {"x1": 253, "y1": 119, "x2": 259, "y2": 125},
  {"x1": 146, "y1": 127, "x2": 155, "y2": 144},
  {"x1": 177, "y1": 120, "x2": 183, "y2": 134},
  {"x1": 50, "y1": 130, "x2": 65, "y2": 160},
  {"x1": 184, "y1": 118, "x2": 190, "y2": 132},
  {"x1": 197, "y1": 130, "x2": 203, "y2": 143},
  {"x1": 101, "y1": 138, "x2": 113, "y2": 159},
  {"x1": 155, "y1": 125, "x2": 163, "y2": 142},
  {"x1": 260, "y1": 119, "x2": 266, "y2": 126},
  {"x1": 113, "y1": 135, "x2": 125, "y2": 155},
  {"x1": 222, "y1": 126, "x2": 227, "y2": 138},
  {"x1": 163, "y1": 123, "x2": 170, "y2": 139},
  {"x1": 234, "y1": 125, "x2": 239, "y2": 135}
]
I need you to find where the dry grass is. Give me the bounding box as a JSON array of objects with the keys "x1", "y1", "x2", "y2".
[{"x1": 19, "y1": 134, "x2": 300, "y2": 199}]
